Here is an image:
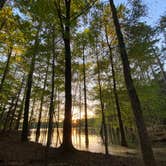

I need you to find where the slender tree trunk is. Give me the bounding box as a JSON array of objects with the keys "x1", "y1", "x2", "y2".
[
  {"x1": 3, "y1": 97, "x2": 15, "y2": 131},
  {"x1": 47, "y1": 31, "x2": 56, "y2": 148},
  {"x1": 110, "y1": 54, "x2": 127, "y2": 147},
  {"x1": 15, "y1": 90, "x2": 26, "y2": 130},
  {"x1": 0, "y1": 0, "x2": 6, "y2": 10},
  {"x1": 72, "y1": 81, "x2": 78, "y2": 120},
  {"x1": 96, "y1": 53, "x2": 109, "y2": 155},
  {"x1": 35, "y1": 61, "x2": 49, "y2": 142},
  {"x1": 28, "y1": 97, "x2": 36, "y2": 129},
  {"x1": 9, "y1": 75, "x2": 25, "y2": 130},
  {"x1": 109, "y1": 0, "x2": 156, "y2": 165},
  {"x1": 55, "y1": 89, "x2": 61, "y2": 147},
  {"x1": 3, "y1": 96, "x2": 16, "y2": 131},
  {"x1": 0, "y1": 47, "x2": 12, "y2": 93},
  {"x1": 21, "y1": 28, "x2": 40, "y2": 142},
  {"x1": 82, "y1": 46, "x2": 89, "y2": 148},
  {"x1": 105, "y1": 25, "x2": 127, "y2": 147},
  {"x1": 79, "y1": 80, "x2": 82, "y2": 147}
]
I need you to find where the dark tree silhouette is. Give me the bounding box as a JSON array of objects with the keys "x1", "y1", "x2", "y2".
[{"x1": 109, "y1": 0, "x2": 156, "y2": 165}]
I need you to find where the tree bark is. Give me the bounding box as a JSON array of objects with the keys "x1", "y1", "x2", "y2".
[
  {"x1": 35, "y1": 60, "x2": 49, "y2": 142},
  {"x1": 96, "y1": 53, "x2": 109, "y2": 155},
  {"x1": 0, "y1": 47, "x2": 12, "y2": 93},
  {"x1": 61, "y1": 0, "x2": 74, "y2": 151},
  {"x1": 110, "y1": 54, "x2": 127, "y2": 147},
  {"x1": 105, "y1": 26, "x2": 127, "y2": 146},
  {"x1": 9, "y1": 75, "x2": 25, "y2": 130},
  {"x1": 109, "y1": 0, "x2": 156, "y2": 165},
  {"x1": 55, "y1": 89, "x2": 61, "y2": 147},
  {"x1": 3, "y1": 97, "x2": 15, "y2": 131},
  {"x1": 28, "y1": 97, "x2": 36, "y2": 129},
  {"x1": 47, "y1": 30, "x2": 56, "y2": 148},
  {"x1": 21, "y1": 28, "x2": 40, "y2": 142},
  {"x1": 15, "y1": 90, "x2": 26, "y2": 130},
  {"x1": 79, "y1": 80, "x2": 82, "y2": 147},
  {"x1": 82, "y1": 46, "x2": 89, "y2": 148},
  {"x1": 54, "y1": 0, "x2": 74, "y2": 151}
]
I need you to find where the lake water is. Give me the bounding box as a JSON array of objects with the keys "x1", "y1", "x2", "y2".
[{"x1": 29, "y1": 128, "x2": 138, "y2": 156}]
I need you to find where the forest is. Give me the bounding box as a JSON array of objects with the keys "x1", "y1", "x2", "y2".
[{"x1": 0, "y1": 0, "x2": 166, "y2": 166}]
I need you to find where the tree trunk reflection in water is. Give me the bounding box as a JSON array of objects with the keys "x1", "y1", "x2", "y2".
[{"x1": 29, "y1": 128, "x2": 138, "y2": 156}]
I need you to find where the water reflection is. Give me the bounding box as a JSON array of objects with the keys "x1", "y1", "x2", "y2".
[{"x1": 29, "y1": 128, "x2": 137, "y2": 156}]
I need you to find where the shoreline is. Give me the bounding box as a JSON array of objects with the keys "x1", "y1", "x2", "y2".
[{"x1": 0, "y1": 131, "x2": 165, "y2": 166}]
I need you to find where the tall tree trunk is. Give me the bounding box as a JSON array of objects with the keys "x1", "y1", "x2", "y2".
[
  {"x1": 82, "y1": 46, "x2": 89, "y2": 148},
  {"x1": 0, "y1": 47, "x2": 12, "y2": 93},
  {"x1": 105, "y1": 26, "x2": 127, "y2": 146},
  {"x1": 0, "y1": 0, "x2": 6, "y2": 10},
  {"x1": 110, "y1": 54, "x2": 127, "y2": 147},
  {"x1": 61, "y1": 0, "x2": 74, "y2": 151},
  {"x1": 79, "y1": 80, "x2": 82, "y2": 147},
  {"x1": 15, "y1": 90, "x2": 26, "y2": 130},
  {"x1": 3, "y1": 97, "x2": 15, "y2": 131},
  {"x1": 55, "y1": 0, "x2": 73, "y2": 151},
  {"x1": 28, "y1": 97, "x2": 36, "y2": 129},
  {"x1": 47, "y1": 31, "x2": 56, "y2": 148},
  {"x1": 35, "y1": 60, "x2": 49, "y2": 142},
  {"x1": 9, "y1": 75, "x2": 25, "y2": 130},
  {"x1": 21, "y1": 28, "x2": 40, "y2": 142},
  {"x1": 96, "y1": 53, "x2": 109, "y2": 155},
  {"x1": 109, "y1": 0, "x2": 156, "y2": 165},
  {"x1": 55, "y1": 89, "x2": 61, "y2": 147}
]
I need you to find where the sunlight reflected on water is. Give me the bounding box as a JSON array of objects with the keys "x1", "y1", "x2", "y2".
[{"x1": 29, "y1": 128, "x2": 137, "y2": 156}]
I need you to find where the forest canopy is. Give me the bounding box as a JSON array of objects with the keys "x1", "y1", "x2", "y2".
[{"x1": 0, "y1": 1, "x2": 166, "y2": 166}]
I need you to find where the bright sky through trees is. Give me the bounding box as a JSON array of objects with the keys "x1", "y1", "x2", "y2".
[{"x1": 111, "y1": 0, "x2": 166, "y2": 25}]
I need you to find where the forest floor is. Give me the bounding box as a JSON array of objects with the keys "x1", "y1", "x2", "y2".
[{"x1": 0, "y1": 131, "x2": 166, "y2": 166}]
